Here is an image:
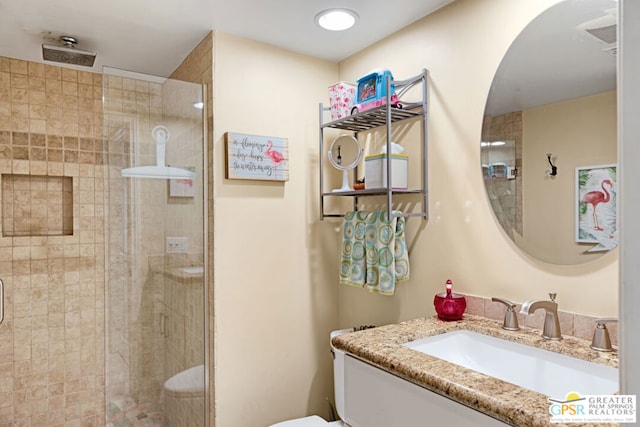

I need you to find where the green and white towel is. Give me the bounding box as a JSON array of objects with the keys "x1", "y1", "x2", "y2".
[{"x1": 339, "y1": 210, "x2": 409, "y2": 295}]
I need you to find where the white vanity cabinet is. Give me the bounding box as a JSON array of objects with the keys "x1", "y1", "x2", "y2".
[{"x1": 343, "y1": 354, "x2": 508, "y2": 427}]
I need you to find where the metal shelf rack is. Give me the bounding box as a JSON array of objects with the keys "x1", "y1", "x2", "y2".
[{"x1": 319, "y1": 69, "x2": 428, "y2": 220}]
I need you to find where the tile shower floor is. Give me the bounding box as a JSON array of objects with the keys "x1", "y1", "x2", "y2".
[{"x1": 106, "y1": 397, "x2": 165, "y2": 427}]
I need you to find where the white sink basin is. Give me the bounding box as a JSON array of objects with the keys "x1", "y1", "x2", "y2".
[{"x1": 403, "y1": 330, "x2": 618, "y2": 396}]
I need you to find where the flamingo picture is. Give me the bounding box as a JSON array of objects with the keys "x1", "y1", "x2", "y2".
[
  {"x1": 582, "y1": 179, "x2": 613, "y2": 231},
  {"x1": 265, "y1": 140, "x2": 285, "y2": 177}
]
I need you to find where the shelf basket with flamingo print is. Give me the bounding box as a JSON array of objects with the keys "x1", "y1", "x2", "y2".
[
  {"x1": 328, "y1": 82, "x2": 356, "y2": 121},
  {"x1": 224, "y1": 132, "x2": 289, "y2": 181},
  {"x1": 576, "y1": 163, "x2": 617, "y2": 250}
]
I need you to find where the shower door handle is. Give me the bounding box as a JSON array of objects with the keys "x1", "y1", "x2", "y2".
[{"x1": 0, "y1": 278, "x2": 4, "y2": 325}]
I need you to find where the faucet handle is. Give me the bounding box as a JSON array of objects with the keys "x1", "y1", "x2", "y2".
[
  {"x1": 491, "y1": 297, "x2": 515, "y2": 308},
  {"x1": 590, "y1": 318, "x2": 618, "y2": 352},
  {"x1": 491, "y1": 297, "x2": 520, "y2": 331}
]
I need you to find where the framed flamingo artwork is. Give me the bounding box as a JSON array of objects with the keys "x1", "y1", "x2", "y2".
[
  {"x1": 576, "y1": 164, "x2": 617, "y2": 250},
  {"x1": 224, "y1": 132, "x2": 289, "y2": 181}
]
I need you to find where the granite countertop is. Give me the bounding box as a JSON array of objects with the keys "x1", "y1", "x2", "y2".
[{"x1": 331, "y1": 315, "x2": 619, "y2": 427}]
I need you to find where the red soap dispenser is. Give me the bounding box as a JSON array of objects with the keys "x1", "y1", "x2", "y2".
[{"x1": 434, "y1": 279, "x2": 467, "y2": 321}]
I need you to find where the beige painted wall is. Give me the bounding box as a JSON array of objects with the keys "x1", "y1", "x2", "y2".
[
  {"x1": 211, "y1": 32, "x2": 339, "y2": 426},
  {"x1": 337, "y1": 0, "x2": 618, "y2": 328},
  {"x1": 519, "y1": 91, "x2": 617, "y2": 264},
  {"x1": 209, "y1": 1, "x2": 619, "y2": 425}
]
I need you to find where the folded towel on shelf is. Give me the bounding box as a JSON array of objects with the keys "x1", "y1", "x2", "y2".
[{"x1": 339, "y1": 210, "x2": 410, "y2": 295}]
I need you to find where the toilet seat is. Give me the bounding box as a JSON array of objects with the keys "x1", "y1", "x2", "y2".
[
  {"x1": 269, "y1": 415, "x2": 344, "y2": 426},
  {"x1": 164, "y1": 364, "x2": 206, "y2": 398}
]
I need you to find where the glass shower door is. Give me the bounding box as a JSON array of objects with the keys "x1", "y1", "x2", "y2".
[{"x1": 103, "y1": 67, "x2": 206, "y2": 427}]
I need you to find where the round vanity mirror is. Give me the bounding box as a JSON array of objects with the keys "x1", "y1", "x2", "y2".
[
  {"x1": 482, "y1": 0, "x2": 618, "y2": 265},
  {"x1": 328, "y1": 134, "x2": 363, "y2": 192}
]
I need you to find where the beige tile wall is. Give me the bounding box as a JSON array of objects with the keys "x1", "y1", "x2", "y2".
[
  {"x1": 0, "y1": 56, "x2": 105, "y2": 427},
  {"x1": 1, "y1": 174, "x2": 73, "y2": 237},
  {"x1": 482, "y1": 112, "x2": 523, "y2": 236}
]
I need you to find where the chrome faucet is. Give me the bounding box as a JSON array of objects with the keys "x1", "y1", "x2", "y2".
[
  {"x1": 520, "y1": 293, "x2": 562, "y2": 340},
  {"x1": 590, "y1": 318, "x2": 617, "y2": 352}
]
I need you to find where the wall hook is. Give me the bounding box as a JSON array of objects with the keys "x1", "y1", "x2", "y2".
[{"x1": 546, "y1": 153, "x2": 558, "y2": 176}]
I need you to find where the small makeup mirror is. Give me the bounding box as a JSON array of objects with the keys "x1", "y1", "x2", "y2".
[{"x1": 328, "y1": 134, "x2": 363, "y2": 192}]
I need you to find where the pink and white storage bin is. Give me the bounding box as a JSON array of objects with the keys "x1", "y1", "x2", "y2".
[{"x1": 328, "y1": 82, "x2": 356, "y2": 121}]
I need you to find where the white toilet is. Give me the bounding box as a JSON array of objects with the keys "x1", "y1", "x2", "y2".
[
  {"x1": 163, "y1": 364, "x2": 206, "y2": 426},
  {"x1": 269, "y1": 330, "x2": 351, "y2": 427}
]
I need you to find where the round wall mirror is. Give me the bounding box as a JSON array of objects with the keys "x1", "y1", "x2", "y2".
[
  {"x1": 328, "y1": 134, "x2": 363, "y2": 192},
  {"x1": 482, "y1": 0, "x2": 618, "y2": 265}
]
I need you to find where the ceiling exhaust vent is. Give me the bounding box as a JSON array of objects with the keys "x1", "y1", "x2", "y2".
[
  {"x1": 585, "y1": 24, "x2": 617, "y2": 44},
  {"x1": 577, "y1": 7, "x2": 617, "y2": 55}
]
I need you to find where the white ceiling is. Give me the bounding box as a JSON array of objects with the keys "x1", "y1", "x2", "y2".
[
  {"x1": 0, "y1": 0, "x2": 617, "y2": 115},
  {"x1": 0, "y1": 0, "x2": 453, "y2": 77}
]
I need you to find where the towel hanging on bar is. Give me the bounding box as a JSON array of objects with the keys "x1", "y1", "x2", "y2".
[{"x1": 339, "y1": 210, "x2": 409, "y2": 295}]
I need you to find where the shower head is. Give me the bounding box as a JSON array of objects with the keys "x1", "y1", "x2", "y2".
[{"x1": 42, "y1": 36, "x2": 96, "y2": 67}]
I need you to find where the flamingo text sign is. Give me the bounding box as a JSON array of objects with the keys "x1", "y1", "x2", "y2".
[
  {"x1": 224, "y1": 132, "x2": 289, "y2": 181},
  {"x1": 576, "y1": 164, "x2": 617, "y2": 250}
]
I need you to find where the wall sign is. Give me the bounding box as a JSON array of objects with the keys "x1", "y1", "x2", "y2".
[{"x1": 224, "y1": 132, "x2": 289, "y2": 181}]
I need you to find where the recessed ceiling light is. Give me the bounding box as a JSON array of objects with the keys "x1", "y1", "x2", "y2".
[{"x1": 315, "y1": 9, "x2": 358, "y2": 31}]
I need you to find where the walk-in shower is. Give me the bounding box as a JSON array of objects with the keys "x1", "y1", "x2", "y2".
[{"x1": 103, "y1": 67, "x2": 207, "y2": 426}]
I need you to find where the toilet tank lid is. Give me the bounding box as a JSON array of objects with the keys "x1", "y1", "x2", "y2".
[{"x1": 164, "y1": 364, "x2": 205, "y2": 393}]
